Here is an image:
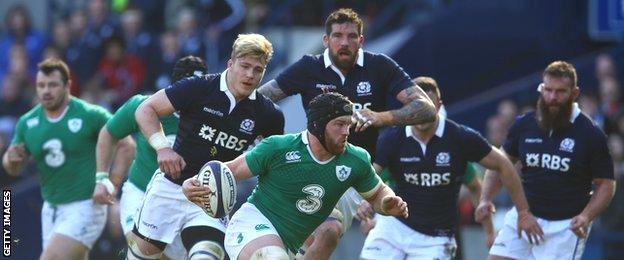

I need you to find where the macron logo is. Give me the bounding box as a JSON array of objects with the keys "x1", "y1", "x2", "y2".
[
  {"x1": 285, "y1": 151, "x2": 301, "y2": 163},
  {"x1": 203, "y1": 107, "x2": 224, "y2": 117},
  {"x1": 525, "y1": 138, "x2": 542, "y2": 143}
]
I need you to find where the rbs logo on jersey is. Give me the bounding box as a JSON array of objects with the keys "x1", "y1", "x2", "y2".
[
  {"x1": 403, "y1": 172, "x2": 451, "y2": 186},
  {"x1": 525, "y1": 153, "x2": 570, "y2": 172},
  {"x1": 198, "y1": 124, "x2": 247, "y2": 151}
]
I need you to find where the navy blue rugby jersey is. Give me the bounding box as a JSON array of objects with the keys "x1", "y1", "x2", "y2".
[
  {"x1": 375, "y1": 117, "x2": 492, "y2": 236},
  {"x1": 165, "y1": 71, "x2": 285, "y2": 184},
  {"x1": 503, "y1": 104, "x2": 613, "y2": 220},
  {"x1": 275, "y1": 48, "x2": 412, "y2": 156}
]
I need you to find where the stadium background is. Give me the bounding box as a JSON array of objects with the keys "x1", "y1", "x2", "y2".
[{"x1": 0, "y1": 0, "x2": 623, "y2": 259}]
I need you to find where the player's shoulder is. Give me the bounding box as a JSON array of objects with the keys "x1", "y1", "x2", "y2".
[
  {"x1": 344, "y1": 143, "x2": 373, "y2": 166},
  {"x1": 260, "y1": 133, "x2": 300, "y2": 149},
  {"x1": 447, "y1": 119, "x2": 480, "y2": 136},
  {"x1": 299, "y1": 53, "x2": 323, "y2": 64},
  {"x1": 71, "y1": 97, "x2": 110, "y2": 115},
  {"x1": 362, "y1": 50, "x2": 396, "y2": 64},
  {"x1": 173, "y1": 73, "x2": 220, "y2": 90},
  {"x1": 17, "y1": 104, "x2": 42, "y2": 122},
  {"x1": 575, "y1": 112, "x2": 607, "y2": 138},
  {"x1": 508, "y1": 111, "x2": 537, "y2": 130}
]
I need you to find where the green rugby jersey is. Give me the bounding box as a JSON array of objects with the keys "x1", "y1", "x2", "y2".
[
  {"x1": 105, "y1": 94, "x2": 179, "y2": 191},
  {"x1": 245, "y1": 131, "x2": 381, "y2": 252},
  {"x1": 12, "y1": 97, "x2": 111, "y2": 205}
]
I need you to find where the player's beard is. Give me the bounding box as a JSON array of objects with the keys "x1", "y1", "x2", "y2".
[
  {"x1": 537, "y1": 95, "x2": 574, "y2": 131},
  {"x1": 324, "y1": 135, "x2": 348, "y2": 155},
  {"x1": 330, "y1": 48, "x2": 357, "y2": 72}
]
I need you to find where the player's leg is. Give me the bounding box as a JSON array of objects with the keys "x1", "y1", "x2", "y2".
[
  {"x1": 40, "y1": 234, "x2": 89, "y2": 260},
  {"x1": 129, "y1": 171, "x2": 187, "y2": 259},
  {"x1": 39, "y1": 199, "x2": 107, "y2": 260},
  {"x1": 302, "y1": 188, "x2": 361, "y2": 259},
  {"x1": 488, "y1": 208, "x2": 532, "y2": 260},
  {"x1": 360, "y1": 215, "x2": 405, "y2": 260},
  {"x1": 300, "y1": 210, "x2": 343, "y2": 260},
  {"x1": 225, "y1": 202, "x2": 290, "y2": 260},
  {"x1": 181, "y1": 225, "x2": 227, "y2": 259}
]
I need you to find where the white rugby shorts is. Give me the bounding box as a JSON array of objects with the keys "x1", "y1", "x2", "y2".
[
  {"x1": 120, "y1": 180, "x2": 187, "y2": 259},
  {"x1": 225, "y1": 202, "x2": 293, "y2": 260},
  {"x1": 360, "y1": 215, "x2": 456, "y2": 260},
  {"x1": 134, "y1": 171, "x2": 227, "y2": 245},
  {"x1": 489, "y1": 207, "x2": 589, "y2": 260},
  {"x1": 41, "y1": 199, "x2": 107, "y2": 249}
]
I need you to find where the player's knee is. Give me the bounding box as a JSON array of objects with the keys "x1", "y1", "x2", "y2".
[
  {"x1": 250, "y1": 246, "x2": 289, "y2": 260},
  {"x1": 188, "y1": 240, "x2": 226, "y2": 260},
  {"x1": 316, "y1": 222, "x2": 342, "y2": 246},
  {"x1": 126, "y1": 240, "x2": 163, "y2": 260}
]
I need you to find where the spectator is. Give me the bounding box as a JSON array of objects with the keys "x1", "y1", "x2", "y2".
[
  {"x1": 0, "y1": 4, "x2": 48, "y2": 77},
  {"x1": 96, "y1": 36, "x2": 146, "y2": 107},
  {"x1": 154, "y1": 31, "x2": 182, "y2": 90},
  {"x1": 175, "y1": 8, "x2": 206, "y2": 58},
  {"x1": 120, "y1": 8, "x2": 158, "y2": 90}
]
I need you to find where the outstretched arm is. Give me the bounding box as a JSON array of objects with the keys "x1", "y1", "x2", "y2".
[
  {"x1": 361, "y1": 183, "x2": 408, "y2": 218},
  {"x1": 257, "y1": 80, "x2": 288, "y2": 103},
  {"x1": 354, "y1": 84, "x2": 437, "y2": 131}
]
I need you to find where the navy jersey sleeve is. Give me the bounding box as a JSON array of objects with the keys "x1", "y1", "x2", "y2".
[
  {"x1": 588, "y1": 127, "x2": 614, "y2": 179},
  {"x1": 274, "y1": 55, "x2": 314, "y2": 96},
  {"x1": 262, "y1": 103, "x2": 285, "y2": 136},
  {"x1": 378, "y1": 54, "x2": 413, "y2": 99},
  {"x1": 375, "y1": 127, "x2": 400, "y2": 168},
  {"x1": 459, "y1": 125, "x2": 493, "y2": 162},
  {"x1": 164, "y1": 76, "x2": 206, "y2": 112},
  {"x1": 502, "y1": 115, "x2": 525, "y2": 157}
]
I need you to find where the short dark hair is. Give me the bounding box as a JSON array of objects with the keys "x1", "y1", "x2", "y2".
[
  {"x1": 413, "y1": 77, "x2": 440, "y2": 100},
  {"x1": 325, "y1": 8, "x2": 363, "y2": 36},
  {"x1": 171, "y1": 55, "x2": 208, "y2": 82},
  {"x1": 543, "y1": 61, "x2": 577, "y2": 88},
  {"x1": 37, "y1": 58, "x2": 70, "y2": 85}
]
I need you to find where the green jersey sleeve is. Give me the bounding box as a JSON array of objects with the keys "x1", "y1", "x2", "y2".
[
  {"x1": 106, "y1": 95, "x2": 146, "y2": 139},
  {"x1": 245, "y1": 137, "x2": 276, "y2": 176},
  {"x1": 11, "y1": 116, "x2": 27, "y2": 146},
  {"x1": 351, "y1": 148, "x2": 381, "y2": 194},
  {"x1": 463, "y1": 162, "x2": 480, "y2": 184}
]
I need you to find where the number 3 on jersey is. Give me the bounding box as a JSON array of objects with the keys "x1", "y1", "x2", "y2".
[
  {"x1": 296, "y1": 184, "x2": 325, "y2": 214},
  {"x1": 43, "y1": 139, "x2": 65, "y2": 167}
]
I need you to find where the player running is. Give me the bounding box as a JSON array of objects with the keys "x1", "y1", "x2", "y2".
[
  {"x1": 129, "y1": 34, "x2": 284, "y2": 260},
  {"x1": 183, "y1": 92, "x2": 409, "y2": 260},
  {"x1": 93, "y1": 56, "x2": 208, "y2": 259},
  {"x1": 2, "y1": 58, "x2": 134, "y2": 259}
]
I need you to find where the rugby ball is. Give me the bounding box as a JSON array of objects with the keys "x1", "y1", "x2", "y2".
[{"x1": 196, "y1": 160, "x2": 237, "y2": 218}]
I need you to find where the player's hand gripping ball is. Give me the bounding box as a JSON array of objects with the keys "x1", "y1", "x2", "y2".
[{"x1": 196, "y1": 160, "x2": 237, "y2": 218}]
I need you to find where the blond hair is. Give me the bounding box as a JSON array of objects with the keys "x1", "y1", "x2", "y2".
[
  {"x1": 544, "y1": 61, "x2": 577, "y2": 88},
  {"x1": 230, "y1": 34, "x2": 273, "y2": 65}
]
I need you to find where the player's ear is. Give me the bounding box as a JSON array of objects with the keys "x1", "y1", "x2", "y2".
[
  {"x1": 572, "y1": 86, "x2": 580, "y2": 100},
  {"x1": 322, "y1": 35, "x2": 329, "y2": 48},
  {"x1": 227, "y1": 59, "x2": 233, "y2": 68}
]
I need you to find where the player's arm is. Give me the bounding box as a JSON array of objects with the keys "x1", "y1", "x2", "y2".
[
  {"x1": 257, "y1": 79, "x2": 288, "y2": 103},
  {"x1": 135, "y1": 90, "x2": 185, "y2": 178},
  {"x1": 93, "y1": 126, "x2": 136, "y2": 204},
  {"x1": 361, "y1": 182, "x2": 408, "y2": 218},
  {"x1": 477, "y1": 146, "x2": 544, "y2": 244},
  {"x1": 354, "y1": 84, "x2": 437, "y2": 131},
  {"x1": 2, "y1": 144, "x2": 28, "y2": 176},
  {"x1": 372, "y1": 163, "x2": 383, "y2": 174},
  {"x1": 182, "y1": 154, "x2": 254, "y2": 206},
  {"x1": 569, "y1": 178, "x2": 615, "y2": 238},
  {"x1": 465, "y1": 176, "x2": 495, "y2": 248}
]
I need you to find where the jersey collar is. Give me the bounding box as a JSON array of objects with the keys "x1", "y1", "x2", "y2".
[
  {"x1": 570, "y1": 102, "x2": 581, "y2": 123},
  {"x1": 301, "y1": 130, "x2": 335, "y2": 164},
  {"x1": 323, "y1": 48, "x2": 364, "y2": 85},
  {"x1": 220, "y1": 69, "x2": 256, "y2": 114},
  {"x1": 323, "y1": 48, "x2": 364, "y2": 68}
]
